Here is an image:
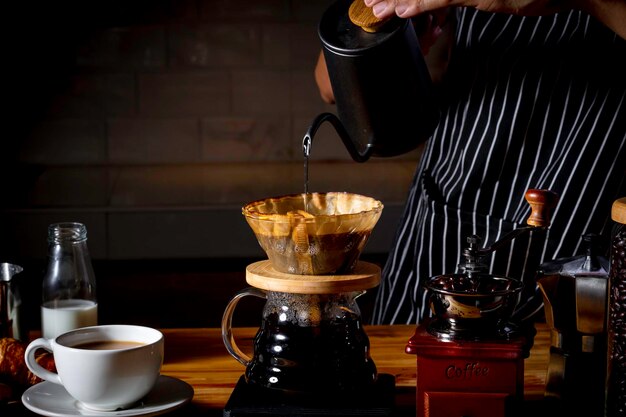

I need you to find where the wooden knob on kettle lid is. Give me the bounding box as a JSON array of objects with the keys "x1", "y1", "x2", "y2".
[
  {"x1": 349, "y1": 0, "x2": 390, "y2": 32},
  {"x1": 525, "y1": 189, "x2": 559, "y2": 227}
]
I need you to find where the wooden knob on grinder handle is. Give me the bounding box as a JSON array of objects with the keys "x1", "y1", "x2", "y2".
[{"x1": 525, "y1": 189, "x2": 559, "y2": 227}]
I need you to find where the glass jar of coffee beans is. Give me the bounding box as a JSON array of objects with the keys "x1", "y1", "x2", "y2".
[{"x1": 606, "y1": 197, "x2": 626, "y2": 417}]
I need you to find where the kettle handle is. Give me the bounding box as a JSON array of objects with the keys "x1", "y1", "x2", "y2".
[
  {"x1": 221, "y1": 287, "x2": 266, "y2": 366},
  {"x1": 303, "y1": 112, "x2": 373, "y2": 163}
]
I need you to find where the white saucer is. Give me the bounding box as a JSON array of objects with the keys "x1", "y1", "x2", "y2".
[{"x1": 21, "y1": 375, "x2": 194, "y2": 417}]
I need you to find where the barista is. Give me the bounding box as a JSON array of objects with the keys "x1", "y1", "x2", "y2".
[{"x1": 314, "y1": 0, "x2": 626, "y2": 326}]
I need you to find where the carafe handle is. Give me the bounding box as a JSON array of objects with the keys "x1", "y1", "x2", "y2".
[{"x1": 221, "y1": 287, "x2": 266, "y2": 366}]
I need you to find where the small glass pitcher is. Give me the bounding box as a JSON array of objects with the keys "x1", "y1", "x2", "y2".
[
  {"x1": 222, "y1": 287, "x2": 377, "y2": 393},
  {"x1": 0, "y1": 263, "x2": 25, "y2": 341}
]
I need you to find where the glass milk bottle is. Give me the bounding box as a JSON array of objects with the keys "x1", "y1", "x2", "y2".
[{"x1": 41, "y1": 222, "x2": 98, "y2": 339}]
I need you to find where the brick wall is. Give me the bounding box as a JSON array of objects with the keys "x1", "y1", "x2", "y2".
[{"x1": 1, "y1": 0, "x2": 422, "y2": 262}]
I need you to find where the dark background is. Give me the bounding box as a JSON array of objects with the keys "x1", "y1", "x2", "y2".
[{"x1": 1, "y1": 1, "x2": 428, "y2": 331}]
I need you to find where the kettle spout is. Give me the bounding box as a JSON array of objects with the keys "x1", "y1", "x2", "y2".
[{"x1": 303, "y1": 113, "x2": 373, "y2": 163}]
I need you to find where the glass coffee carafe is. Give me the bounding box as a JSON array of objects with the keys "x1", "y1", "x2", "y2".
[{"x1": 222, "y1": 264, "x2": 380, "y2": 393}]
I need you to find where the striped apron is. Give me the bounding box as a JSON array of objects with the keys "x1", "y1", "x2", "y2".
[{"x1": 372, "y1": 7, "x2": 626, "y2": 325}]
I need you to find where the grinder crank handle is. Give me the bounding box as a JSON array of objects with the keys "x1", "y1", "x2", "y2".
[
  {"x1": 466, "y1": 189, "x2": 559, "y2": 258},
  {"x1": 525, "y1": 189, "x2": 559, "y2": 228}
]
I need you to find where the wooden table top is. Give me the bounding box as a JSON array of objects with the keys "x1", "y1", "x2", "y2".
[
  {"x1": 160, "y1": 323, "x2": 552, "y2": 416},
  {"x1": 10, "y1": 323, "x2": 553, "y2": 417}
]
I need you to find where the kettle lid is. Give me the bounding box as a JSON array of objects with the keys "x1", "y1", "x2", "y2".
[
  {"x1": 348, "y1": 0, "x2": 388, "y2": 32},
  {"x1": 319, "y1": 0, "x2": 405, "y2": 54}
]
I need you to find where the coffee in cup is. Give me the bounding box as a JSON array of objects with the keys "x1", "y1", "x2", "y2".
[{"x1": 25, "y1": 324, "x2": 163, "y2": 411}]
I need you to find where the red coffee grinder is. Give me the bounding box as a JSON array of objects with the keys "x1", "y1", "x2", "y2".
[{"x1": 406, "y1": 189, "x2": 558, "y2": 417}]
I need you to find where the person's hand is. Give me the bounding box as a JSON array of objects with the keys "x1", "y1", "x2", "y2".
[
  {"x1": 411, "y1": 11, "x2": 448, "y2": 55},
  {"x1": 363, "y1": 0, "x2": 626, "y2": 40},
  {"x1": 364, "y1": 0, "x2": 564, "y2": 19}
]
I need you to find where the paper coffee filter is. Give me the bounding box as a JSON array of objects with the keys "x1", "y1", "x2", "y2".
[
  {"x1": 243, "y1": 192, "x2": 383, "y2": 236},
  {"x1": 242, "y1": 192, "x2": 383, "y2": 275}
]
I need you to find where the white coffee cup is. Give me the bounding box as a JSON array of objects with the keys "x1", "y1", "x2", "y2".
[{"x1": 25, "y1": 324, "x2": 164, "y2": 411}]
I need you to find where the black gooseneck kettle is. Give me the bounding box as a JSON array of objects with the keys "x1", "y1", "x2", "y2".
[{"x1": 305, "y1": 0, "x2": 440, "y2": 162}]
